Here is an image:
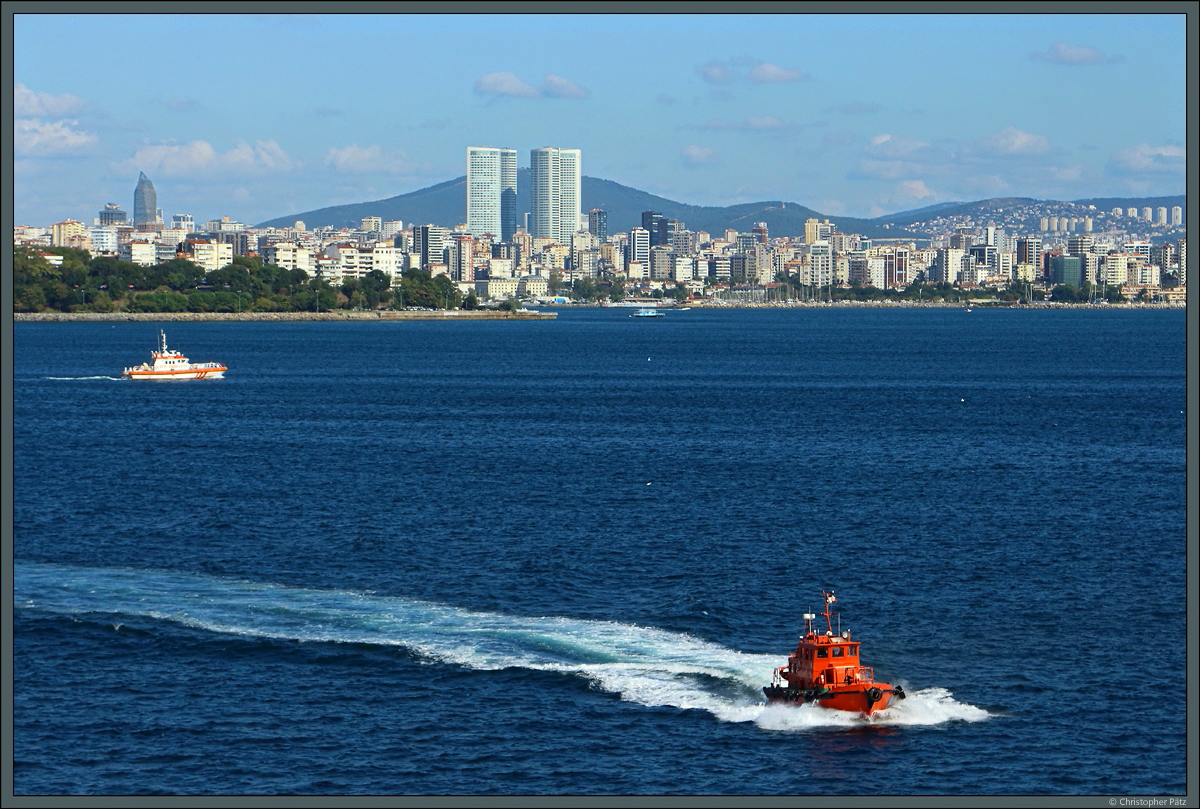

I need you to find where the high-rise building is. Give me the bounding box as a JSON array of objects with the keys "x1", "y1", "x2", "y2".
[
  {"x1": 412, "y1": 224, "x2": 449, "y2": 269},
  {"x1": 588, "y1": 209, "x2": 608, "y2": 243},
  {"x1": 466, "y1": 147, "x2": 518, "y2": 241},
  {"x1": 133, "y1": 172, "x2": 157, "y2": 231},
  {"x1": 530, "y1": 147, "x2": 581, "y2": 245},
  {"x1": 627, "y1": 226, "x2": 650, "y2": 268},
  {"x1": 1017, "y1": 237, "x2": 1042, "y2": 269},
  {"x1": 1171, "y1": 206, "x2": 1183, "y2": 226},
  {"x1": 98, "y1": 203, "x2": 127, "y2": 226}
]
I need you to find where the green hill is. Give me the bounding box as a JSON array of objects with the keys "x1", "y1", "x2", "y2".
[
  {"x1": 256, "y1": 175, "x2": 1184, "y2": 241},
  {"x1": 257, "y1": 170, "x2": 913, "y2": 239}
]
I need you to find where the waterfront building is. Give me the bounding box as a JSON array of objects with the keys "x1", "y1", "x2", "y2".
[
  {"x1": 808, "y1": 241, "x2": 834, "y2": 286},
  {"x1": 263, "y1": 243, "x2": 314, "y2": 275},
  {"x1": 182, "y1": 238, "x2": 234, "y2": 272},
  {"x1": 466, "y1": 147, "x2": 518, "y2": 241},
  {"x1": 933, "y1": 248, "x2": 965, "y2": 284},
  {"x1": 133, "y1": 172, "x2": 158, "y2": 231},
  {"x1": 530, "y1": 147, "x2": 581, "y2": 245},
  {"x1": 1049, "y1": 254, "x2": 1083, "y2": 287},
  {"x1": 1102, "y1": 252, "x2": 1129, "y2": 286}
]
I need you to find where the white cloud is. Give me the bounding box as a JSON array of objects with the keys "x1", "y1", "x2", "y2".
[
  {"x1": 978, "y1": 126, "x2": 1050, "y2": 156},
  {"x1": 1030, "y1": 42, "x2": 1120, "y2": 65},
  {"x1": 681, "y1": 145, "x2": 716, "y2": 166},
  {"x1": 325, "y1": 143, "x2": 428, "y2": 175},
  {"x1": 704, "y1": 115, "x2": 787, "y2": 132},
  {"x1": 116, "y1": 139, "x2": 294, "y2": 177},
  {"x1": 748, "y1": 62, "x2": 806, "y2": 83},
  {"x1": 698, "y1": 61, "x2": 733, "y2": 83},
  {"x1": 895, "y1": 180, "x2": 937, "y2": 200},
  {"x1": 473, "y1": 71, "x2": 589, "y2": 99},
  {"x1": 699, "y1": 58, "x2": 806, "y2": 84},
  {"x1": 473, "y1": 72, "x2": 541, "y2": 98},
  {"x1": 14, "y1": 83, "x2": 87, "y2": 117},
  {"x1": 13, "y1": 118, "x2": 97, "y2": 156},
  {"x1": 865, "y1": 133, "x2": 930, "y2": 158},
  {"x1": 1108, "y1": 143, "x2": 1185, "y2": 175},
  {"x1": 745, "y1": 115, "x2": 783, "y2": 129},
  {"x1": 542, "y1": 74, "x2": 589, "y2": 99}
]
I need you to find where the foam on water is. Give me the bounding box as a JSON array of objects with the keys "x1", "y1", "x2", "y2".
[
  {"x1": 15, "y1": 562, "x2": 989, "y2": 730},
  {"x1": 43, "y1": 375, "x2": 124, "y2": 381}
]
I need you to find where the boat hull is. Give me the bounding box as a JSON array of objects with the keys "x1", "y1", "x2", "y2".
[
  {"x1": 123, "y1": 367, "x2": 226, "y2": 380},
  {"x1": 763, "y1": 684, "x2": 900, "y2": 716}
]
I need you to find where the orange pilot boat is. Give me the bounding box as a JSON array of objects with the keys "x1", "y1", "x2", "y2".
[{"x1": 763, "y1": 590, "x2": 905, "y2": 716}]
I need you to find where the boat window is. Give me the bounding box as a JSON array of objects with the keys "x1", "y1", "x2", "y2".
[
  {"x1": 816, "y1": 648, "x2": 828, "y2": 658},
  {"x1": 848, "y1": 647, "x2": 857, "y2": 657},
  {"x1": 832, "y1": 647, "x2": 844, "y2": 658}
]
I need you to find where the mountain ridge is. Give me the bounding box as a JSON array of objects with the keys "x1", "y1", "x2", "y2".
[{"x1": 256, "y1": 174, "x2": 1184, "y2": 240}]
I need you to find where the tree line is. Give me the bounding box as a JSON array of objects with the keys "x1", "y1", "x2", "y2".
[{"x1": 12, "y1": 247, "x2": 464, "y2": 313}]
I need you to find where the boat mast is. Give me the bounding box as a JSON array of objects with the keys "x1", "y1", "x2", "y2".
[{"x1": 821, "y1": 590, "x2": 836, "y2": 634}]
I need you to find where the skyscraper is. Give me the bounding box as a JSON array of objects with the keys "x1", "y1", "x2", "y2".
[
  {"x1": 530, "y1": 147, "x2": 581, "y2": 245},
  {"x1": 466, "y1": 147, "x2": 518, "y2": 241},
  {"x1": 588, "y1": 209, "x2": 608, "y2": 243},
  {"x1": 133, "y1": 171, "x2": 157, "y2": 231}
]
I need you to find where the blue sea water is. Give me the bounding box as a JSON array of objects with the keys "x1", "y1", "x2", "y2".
[{"x1": 11, "y1": 307, "x2": 1188, "y2": 796}]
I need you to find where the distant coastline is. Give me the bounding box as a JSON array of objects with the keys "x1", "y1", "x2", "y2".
[
  {"x1": 12, "y1": 300, "x2": 1183, "y2": 322},
  {"x1": 12, "y1": 309, "x2": 557, "y2": 322}
]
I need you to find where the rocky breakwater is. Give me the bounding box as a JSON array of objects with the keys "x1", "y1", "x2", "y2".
[{"x1": 14, "y1": 309, "x2": 557, "y2": 323}]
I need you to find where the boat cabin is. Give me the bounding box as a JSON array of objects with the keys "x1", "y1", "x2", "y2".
[{"x1": 775, "y1": 595, "x2": 878, "y2": 690}]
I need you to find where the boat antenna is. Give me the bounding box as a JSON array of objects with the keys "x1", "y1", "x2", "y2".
[{"x1": 822, "y1": 590, "x2": 837, "y2": 634}]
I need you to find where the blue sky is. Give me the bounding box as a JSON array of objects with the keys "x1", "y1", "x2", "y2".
[{"x1": 12, "y1": 11, "x2": 1188, "y2": 227}]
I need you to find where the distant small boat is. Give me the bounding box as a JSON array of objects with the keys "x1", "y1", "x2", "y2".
[
  {"x1": 122, "y1": 330, "x2": 226, "y2": 380},
  {"x1": 630, "y1": 308, "x2": 664, "y2": 318}
]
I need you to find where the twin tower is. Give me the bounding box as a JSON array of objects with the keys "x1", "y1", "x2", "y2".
[{"x1": 466, "y1": 147, "x2": 581, "y2": 246}]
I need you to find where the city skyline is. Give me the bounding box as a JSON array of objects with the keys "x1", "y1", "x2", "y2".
[{"x1": 12, "y1": 10, "x2": 1189, "y2": 227}]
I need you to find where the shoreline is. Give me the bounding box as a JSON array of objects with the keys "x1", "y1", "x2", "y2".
[
  {"x1": 10, "y1": 300, "x2": 1185, "y2": 322},
  {"x1": 12, "y1": 309, "x2": 557, "y2": 322}
]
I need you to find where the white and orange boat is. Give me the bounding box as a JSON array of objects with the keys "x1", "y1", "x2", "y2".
[
  {"x1": 122, "y1": 330, "x2": 227, "y2": 380},
  {"x1": 763, "y1": 590, "x2": 905, "y2": 716}
]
